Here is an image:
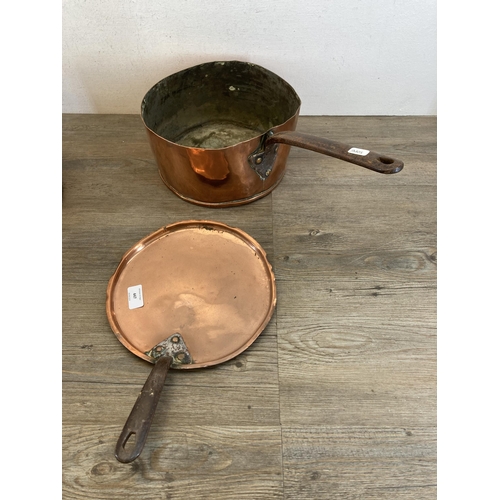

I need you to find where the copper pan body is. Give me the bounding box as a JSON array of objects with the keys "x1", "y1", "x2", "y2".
[
  {"x1": 141, "y1": 61, "x2": 300, "y2": 207},
  {"x1": 141, "y1": 61, "x2": 403, "y2": 207},
  {"x1": 144, "y1": 113, "x2": 299, "y2": 207}
]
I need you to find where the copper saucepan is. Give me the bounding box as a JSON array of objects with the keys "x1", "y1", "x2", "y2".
[
  {"x1": 141, "y1": 60, "x2": 404, "y2": 207},
  {"x1": 106, "y1": 220, "x2": 276, "y2": 463}
]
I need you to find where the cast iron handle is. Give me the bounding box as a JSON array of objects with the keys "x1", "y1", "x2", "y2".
[
  {"x1": 248, "y1": 130, "x2": 403, "y2": 180},
  {"x1": 115, "y1": 355, "x2": 172, "y2": 463},
  {"x1": 269, "y1": 131, "x2": 403, "y2": 174}
]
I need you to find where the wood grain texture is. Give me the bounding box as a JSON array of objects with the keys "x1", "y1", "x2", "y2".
[
  {"x1": 282, "y1": 426, "x2": 436, "y2": 499},
  {"x1": 63, "y1": 425, "x2": 283, "y2": 499},
  {"x1": 63, "y1": 114, "x2": 436, "y2": 499}
]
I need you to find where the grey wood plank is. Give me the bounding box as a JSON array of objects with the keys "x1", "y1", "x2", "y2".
[
  {"x1": 62, "y1": 114, "x2": 154, "y2": 161},
  {"x1": 63, "y1": 380, "x2": 280, "y2": 427},
  {"x1": 272, "y1": 188, "x2": 436, "y2": 282},
  {"x1": 276, "y1": 283, "x2": 435, "y2": 427},
  {"x1": 63, "y1": 425, "x2": 284, "y2": 500},
  {"x1": 282, "y1": 426, "x2": 436, "y2": 500}
]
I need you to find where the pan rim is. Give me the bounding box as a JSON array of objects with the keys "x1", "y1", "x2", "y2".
[{"x1": 140, "y1": 60, "x2": 302, "y2": 151}]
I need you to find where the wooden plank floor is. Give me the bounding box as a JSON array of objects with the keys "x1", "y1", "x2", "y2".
[{"x1": 62, "y1": 114, "x2": 436, "y2": 499}]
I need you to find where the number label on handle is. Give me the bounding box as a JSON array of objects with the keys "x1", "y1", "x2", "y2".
[{"x1": 348, "y1": 147, "x2": 370, "y2": 156}]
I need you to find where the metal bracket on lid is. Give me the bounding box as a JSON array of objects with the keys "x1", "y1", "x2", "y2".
[{"x1": 145, "y1": 333, "x2": 192, "y2": 366}]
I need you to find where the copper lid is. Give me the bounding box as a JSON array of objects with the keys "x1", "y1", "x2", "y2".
[{"x1": 106, "y1": 221, "x2": 276, "y2": 368}]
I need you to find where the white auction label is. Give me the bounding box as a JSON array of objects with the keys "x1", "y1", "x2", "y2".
[
  {"x1": 127, "y1": 284, "x2": 144, "y2": 309},
  {"x1": 348, "y1": 147, "x2": 370, "y2": 156}
]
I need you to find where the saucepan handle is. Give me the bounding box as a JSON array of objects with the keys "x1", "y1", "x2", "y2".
[
  {"x1": 248, "y1": 130, "x2": 403, "y2": 179},
  {"x1": 115, "y1": 355, "x2": 172, "y2": 463}
]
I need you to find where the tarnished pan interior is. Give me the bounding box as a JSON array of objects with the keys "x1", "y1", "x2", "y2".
[
  {"x1": 106, "y1": 221, "x2": 276, "y2": 368},
  {"x1": 175, "y1": 121, "x2": 260, "y2": 149},
  {"x1": 141, "y1": 61, "x2": 301, "y2": 149}
]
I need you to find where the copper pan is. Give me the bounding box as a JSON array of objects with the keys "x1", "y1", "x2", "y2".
[
  {"x1": 106, "y1": 220, "x2": 276, "y2": 463},
  {"x1": 141, "y1": 60, "x2": 404, "y2": 207}
]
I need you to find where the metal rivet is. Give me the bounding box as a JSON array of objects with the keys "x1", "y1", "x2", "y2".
[
  {"x1": 171, "y1": 336, "x2": 179, "y2": 343},
  {"x1": 256, "y1": 157, "x2": 263, "y2": 164},
  {"x1": 176, "y1": 353, "x2": 185, "y2": 361},
  {"x1": 155, "y1": 346, "x2": 163, "y2": 352},
  {"x1": 265, "y1": 169, "x2": 272, "y2": 177}
]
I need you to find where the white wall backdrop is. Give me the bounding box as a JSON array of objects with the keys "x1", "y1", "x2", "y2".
[{"x1": 62, "y1": 0, "x2": 436, "y2": 115}]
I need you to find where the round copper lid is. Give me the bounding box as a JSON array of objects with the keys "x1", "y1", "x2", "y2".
[{"x1": 106, "y1": 220, "x2": 276, "y2": 369}]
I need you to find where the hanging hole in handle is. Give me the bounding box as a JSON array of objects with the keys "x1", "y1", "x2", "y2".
[
  {"x1": 122, "y1": 432, "x2": 136, "y2": 451},
  {"x1": 378, "y1": 156, "x2": 394, "y2": 165}
]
